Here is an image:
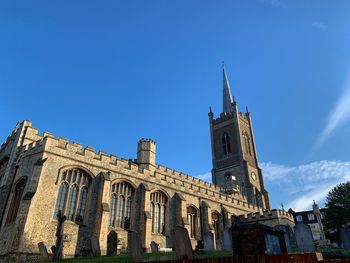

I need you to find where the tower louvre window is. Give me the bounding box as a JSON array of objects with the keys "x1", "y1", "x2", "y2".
[
  {"x1": 243, "y1": 133, "x2": 252, "y2": 156},
  {"x1": 53, "y1": 168, "x2": 91, "y2": 223},
  {"x1": 222, "y1": 133, "x2": 232, "y2": 155}
]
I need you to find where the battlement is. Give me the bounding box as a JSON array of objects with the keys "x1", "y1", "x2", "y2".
[
  {"x1": 6, "y1": 121, "x2": 255, "y2": 212},
  {"x1": 239, "y1": 209, "x2": 294, "y2": 222},
  {"x1": 138, "y1": 138, "x2": 156, "y2": 144},
  {"x1": 238, "y1": 112, "x2": 249, "y2": 122},
  {"x1": 212, "y1": 112, "x2": 235, "y2": 125}
]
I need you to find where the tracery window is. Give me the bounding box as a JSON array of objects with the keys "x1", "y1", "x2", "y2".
[
  {"x1": 243, "y1": 133, "x2": 251, "y2": 156},
  {"x1": 212, "y1": 212, "x2": 220, "y2": 240},
  {"x1": 109, "y1": 181, "x2": 134, "y2": 229},
  {"x1": 53, "y1": 168, "x2": 92, "y2": 223},
  {"x1": 187, "y1": 206, "x2": 198, "y2": 238},
  {"x1": 6, "y1": 177, "x2": 27, "y2": 224},
  {"x1": 0, "y1": 157, "x2": 9, "y2": 186},
  {"x1": 150, "y1": 191, "x2": 167, "y2": 234},
  {"x1": 222, "y1": 133, "x2": 231, "y2": 155}
]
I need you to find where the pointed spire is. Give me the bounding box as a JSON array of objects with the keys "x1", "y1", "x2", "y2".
[{"x1": 222, "y1": 64, "x2": 234, "y2": 113}]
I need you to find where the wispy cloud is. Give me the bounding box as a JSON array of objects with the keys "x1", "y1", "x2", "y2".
[
  {"x1": 195, "y1": 160, "x2": 350, "y2": 211},
  {"x1": 259, "y1": 0, "x2": 283, "y2": 8},
  {"x1": 315, "y1": 68, "x2": 350, "y2": 148},
  {"x1": 196, "y1": 171, "x2": 212, "y2": 182},
  {"x1": 311, "y1": 21, "x2": 328, "y2": 31},
  {"x1": 261, "y1": 160, "x2": 350, "y2": 211}
]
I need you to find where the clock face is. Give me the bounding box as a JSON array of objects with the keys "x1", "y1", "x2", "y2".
[{"x1": 251, "y1": 172, "x2": 257, "y2": 181}]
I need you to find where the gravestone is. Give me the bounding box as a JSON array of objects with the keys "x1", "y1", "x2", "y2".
[
  {"x1": 150, "y1": 241, "x2": 159, "y2": 253},
  {"x1": 222, "y1": 228, "x2": 232, "y2": 250},
  {"x1": 37, "y1": 242, "x2": 50, "y2": 260},
  {"x1": 171, "y1": 226, "x2": 193, "y2": 260},
  {"x1": 340, "y1": 225, "x2": 350, "y2": 250},
  {"x1": 203, "y1": 232, "x2": 215, "y2": 251},
  {"x1": 294, "y1": 223, "x2": 315, "y2": 252},
  {"x1": 107, "y1": 231, "x2": 119, "y2": 256},
  {"x1": 53, "y1": 210, "x2": 67, "y2": 261},
  {"x1": 128, "y1": 230, "x2": 143, "y2": 262}
]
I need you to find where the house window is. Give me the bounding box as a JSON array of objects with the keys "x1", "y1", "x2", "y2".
[
  {"x1": 296, "y1": 215, "x2": 303, "y2": 222},
  {"x1": 212, "y1": 212, "x2": 220, "y2": 240},
  {"x1": 307, "y1": 213, "x2": 315, "y2": 221},
  {"x1": 53, "y1": 168, "x2": 92, "y2": 223},
  {"x1": 150, "y1": 191, "x2": 167, "y2": 234},
  {"x1": 6, "y1": 177, "x2": 27, "y2": 224},
  {"x1": 222, "y1": 133, "x2": 232, "y2": 155},
  {"x1": 187, "y1": 206, "x2": 198, "y2": 238},
  {"x1": 109, "y1": 181, "x2": 134, "y2": 229}
]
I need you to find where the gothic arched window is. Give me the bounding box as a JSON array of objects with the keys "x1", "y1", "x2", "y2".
[
  {"x1": 6, "y1": 177, "x2": 27, "y2": 224},
  {"x1": 109, "y1": 181, "x2": 134, "y2": 229},
  {"x1": 222, "y1": 133, "x2": 232, "y2": 155},
  {"x1": 0, "y1": 157, "x2": 9, "y2": 186},
  {"x1": 53, "y1": 168, "x2": 92, "y2": 223},
  {"x1": 212, "y1": 212, "x2": 220, "y2": 240},
  {"x1": 187, "y1": 206, "x2": 198, "y2": 238},
  {"x1": 150, "y1": 191, "x2": 167, "y2": 234},
  {"x1": 243, "y1": 133, "x2": 252, "y2": 156}
]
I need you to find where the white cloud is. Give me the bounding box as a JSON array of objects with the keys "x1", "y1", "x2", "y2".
[
  {"x1": 196, "y1": 171, "x2": 212, "y2": 183},
  {"x1": 315, "y1": 68, "x2": 350, "y2": 148},
  {"x1": 260, "y1": 160, "x2": 350, "y2": 211},
  {"x1": 259, "y1": 0, "x2": 283, "y2": 7},
  {"x1": 195, "y1": 161, "x2": 350, "y2": 212},
  {"x1": 312, "y1": 21, "x2": 328, "y2": 30}
]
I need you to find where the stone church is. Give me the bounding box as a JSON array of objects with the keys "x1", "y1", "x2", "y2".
[{"x1": 0, "y1": 69, "x2": 280, "y2": 260}]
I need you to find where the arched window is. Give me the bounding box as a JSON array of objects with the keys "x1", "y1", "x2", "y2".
[
  {"x1": 243, "y1": 133, "x2": 251, "y2": 156},
  {"x1": 222, "y1": 133, "x2": 231, "y2": 155},
  {"x1": 0, "y1": 157, "x2": 9, "y2": 186},
  {"x1": 150, "y1": 191, "x2": 167, "y2": 234},
  {"x1": 256, "y1": 190, "x2": 263, "y2": 209},
  {"x1": 6, "y1": 177, "x2": 27, "y2": 224},
  {"x1": 187, "y1": 206, "x2": 197, "y2": 238},
  {"x1": 109, "y1": 181, "x2": 134, "y2": 229},
  {"x1": 53, "y1": 168, "x2": 92, "y2": 223},
  {"x1": 212, "y1": 212, "x2": 220, "y2": 240},
  {"x1": 76, "y1": 186, "x2": 88, "y2": 222}
]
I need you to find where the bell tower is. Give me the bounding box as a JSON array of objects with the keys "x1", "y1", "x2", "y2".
[{"x1": 209, "y1": 66, "x2": 270, "y2": 210}]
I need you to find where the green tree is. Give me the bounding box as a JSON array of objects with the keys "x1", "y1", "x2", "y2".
[{"x1": 324, "y1": 181, "x2": 350, "y2": 231}]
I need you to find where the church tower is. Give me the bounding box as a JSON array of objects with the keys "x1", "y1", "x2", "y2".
[{"x1": 209, "y1": 67, "x2": 270, "y2": 210}]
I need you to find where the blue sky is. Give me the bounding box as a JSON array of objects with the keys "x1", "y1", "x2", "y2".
[{"x1": 1, "y1": 0, "x2": 350, "y2": 211}]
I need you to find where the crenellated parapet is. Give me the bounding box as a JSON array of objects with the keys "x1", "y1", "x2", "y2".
[
  {"x1": 10, "y1": 121, "x2": 259, "y2": 214},
  {"x1": 237, "y1": 209, "x2": 295, "y2": 227}
]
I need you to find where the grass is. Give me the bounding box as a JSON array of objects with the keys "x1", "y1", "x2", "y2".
[
  {"x1": 317, "y1": 246, "x2": 350, "y2": 259},
  {"x1": 40, "y1": 250, "x2": 234, "y2": 263}
]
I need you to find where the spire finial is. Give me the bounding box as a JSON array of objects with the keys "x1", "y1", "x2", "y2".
[{"x1": 222, "y1": 65, "x2": 234, "y2": 113}]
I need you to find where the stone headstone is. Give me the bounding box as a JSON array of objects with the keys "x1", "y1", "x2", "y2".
[
  {"x1": 222, "y1": 228, "x2": 232, "y2": 250},
  {"x1": 107, "y1": 231, "x2": 119, "y2": 256},
  {"x1": 294, "y1": 223, "x2": 315, "y2": 252},
  {"x1": 91, "y1": 236, "x2": 101, "y2": 256},
  {"x1": 340, "y1": 225, "x2": 350, "y2": 250},
  {"x1": 37, "y1": 242, "x2": 50, "y2": 260},
  {"x1": 171, "y1": 226, "x2": 193, "y2": 260},
  {"x1": 150, "y1": 241, "x2": 159, "y2": 253},
  {"x1": 128, "y1": 230, "x2": 143, "y2": 262},
  {"x1": 203, "y1": 232, "x2": 215, "y2": 251}
]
